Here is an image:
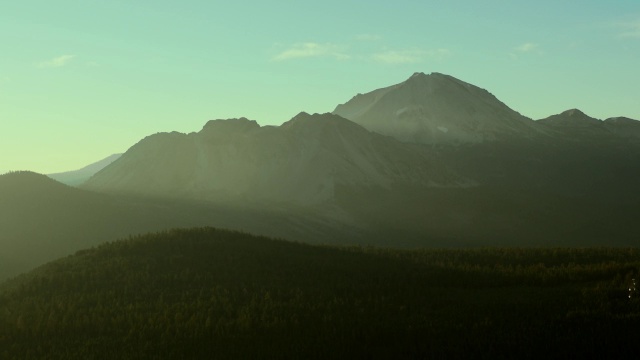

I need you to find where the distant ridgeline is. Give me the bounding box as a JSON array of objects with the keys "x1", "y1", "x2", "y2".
[
  {"x1": 47, "y1": 153, "x2": 122, "y2": 186},
  {"x1": 0, "y1": 228, "x2": 639, "y2": 358}
]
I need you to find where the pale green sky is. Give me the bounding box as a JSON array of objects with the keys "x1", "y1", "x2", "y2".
[{"x1": 1, "y1": 0, "x2": 639, "y2": 173}]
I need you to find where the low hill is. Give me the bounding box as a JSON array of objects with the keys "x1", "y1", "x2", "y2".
[
  {"x1": 0, "y1": 172, "x2": 367, "y2": 281},
  {"x1": 0, "y1": 171, "x2": 210, "y2": 280},
  {"x1": 1, "y1": 227, "x2": 639, "y2": 359}
]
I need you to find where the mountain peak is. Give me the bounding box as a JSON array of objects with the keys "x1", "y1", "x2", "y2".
[
  {"x1": 404, "y1": 71, "x2": 449, "y2": 85},
  {"x1": 603, "y1": 116, "x2": 640, "y2": 139},
  {"x1": 604, "y1": 116, "x2": 639, "y2": 124},
  {"x1": 286, "y1": 111, "x2": 348, "y2": 122},
  {"x1": 333, "y1": 72, "x2": 538, "y2": 144},
  {"x1": 201, "y1": 117, "x2": 260, "y2": 134},
  {"x1": 538, "y1": 109, "x2": 601, "y2": 127},
  {"x1": 407, "y1": 71, "x2": 448, "y2": 80},
  {"x1": 289, "y1": 111, "x2": 312, "y2": 121},
  {"x1": 561, "y1": 108, "x2": 591, "y2": 119},
  {"x1": 282, "y1": 112, "x2": 360, "y2": 131}
]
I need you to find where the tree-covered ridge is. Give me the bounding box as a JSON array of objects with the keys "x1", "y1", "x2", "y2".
[{"x1": 0, "y1": 228, "x2": 639, "y2": 359}]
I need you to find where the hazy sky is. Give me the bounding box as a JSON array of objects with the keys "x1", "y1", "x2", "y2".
[{"x1": 1, "y1": 1, "x2": 639, "y2": 173}]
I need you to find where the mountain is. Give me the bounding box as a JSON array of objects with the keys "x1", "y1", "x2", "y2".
[
  {"x1": 333, "y1": 72, "x2": 543, "y2": 144},
  {"x1": 537, "y1": 109, "x2": 613, "y2": 139},
  {"x1": 535, "y1": 109, "x2": 640, "y2": 144},
  {"x1": 83, "y1": 112, "x2": 465, "y2": 205},
  {"x1": 328, "y1": 75, "x2": 640, "y2": 245},
  {"x1": 538, "y1": 108, "x2": 602, "y2": 127},
  {"x1": 79, "y1": 89, "x2": 640, "y2": 248},
  {"x1": 47, "y1": 153, "x2": 122, "y2": 186},
  {"x1": 1, "y1": 227, "x2": 638, "y2": 358},
  {"x1": 604, "y1": 116, "x2": 640, "y2": 139}
]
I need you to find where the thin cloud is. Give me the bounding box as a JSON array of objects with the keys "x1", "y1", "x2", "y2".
[
  {"x1": 510, "y1": 43, "x2": 542, "y2": 59},
  {"x1": 37, "y1": 55, "x2": 76, "y2": 68},
  {"x1": 372, "y1": 48, "x2": 451, "y2": 64},
  {"x1": 272, "y1": 43, "x2": 349, "y2": 61},
  {"x1": 514, "y1": 43, "x2": 539, "y2": 53},
  {"x1": 617, "y1": 19, "x2": 640, "y2": 38}
]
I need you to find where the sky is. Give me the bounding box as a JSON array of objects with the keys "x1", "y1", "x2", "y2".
[{"x1": 1, "y1": 0, "x2": 639, "y2": 174}]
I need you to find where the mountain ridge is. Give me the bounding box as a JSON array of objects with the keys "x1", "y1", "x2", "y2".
[
  {"x1": 83, "y1": 112, "x2": 464, "y2": 205},
  {"x1": 79, "y1": 73, "x2": 640, "y2": 249},
  {"x1": 536, "y1": 108, "x2": 640, "y2": 141}
]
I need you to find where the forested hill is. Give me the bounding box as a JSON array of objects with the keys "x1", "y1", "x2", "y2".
[{"x1": 1, "y1": 227, "x2": 639, "y2": 359}]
